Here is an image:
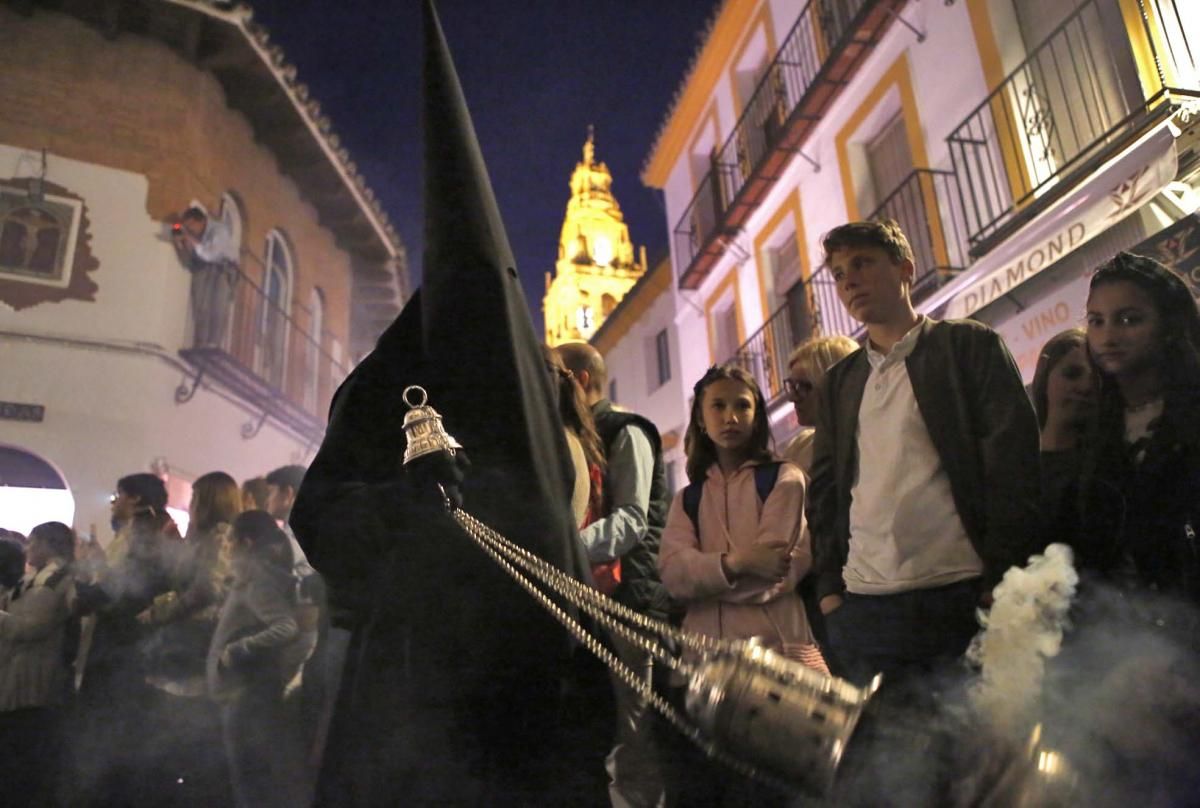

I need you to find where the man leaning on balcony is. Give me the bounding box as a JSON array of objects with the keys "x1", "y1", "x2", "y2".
[
  {"x1": 806, "y1": 218, "x2": 1041, "y2": 692},
  {"x1": 173, "y1": 206, "x2": 239, "y2": 348}
]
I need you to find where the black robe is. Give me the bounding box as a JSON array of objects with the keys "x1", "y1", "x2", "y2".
[
  {"x1": 291, "y1": 5, "x2": 613, "y2": 802},
  {"x1": 291, "y1": 285, "x2": 610, "y2": 805}
]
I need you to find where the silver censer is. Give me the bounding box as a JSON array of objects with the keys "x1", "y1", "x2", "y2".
[
  {"x1": 686, "y1": 640, "x2": 880, "y2": 791},
  {"x1": 400, "y1": 384, "x2": 881, "y2": 794}
]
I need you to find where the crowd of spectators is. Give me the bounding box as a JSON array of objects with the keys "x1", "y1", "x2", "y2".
[
  {"x1": 0, "y1": 218, "x2": 1196, "y2": 806},
  {"x1": 0, "y1": 465, "x2": 327, "y2": 807}
]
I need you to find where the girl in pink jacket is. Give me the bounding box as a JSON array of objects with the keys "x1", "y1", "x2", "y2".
[{"x1": 658, "y1": 365, "x2": 827, "y2": 673}]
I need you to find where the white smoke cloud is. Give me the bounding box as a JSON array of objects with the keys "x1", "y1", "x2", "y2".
[{"x1": 967, "y1": 543, "x2": 1079, "y2": 738}]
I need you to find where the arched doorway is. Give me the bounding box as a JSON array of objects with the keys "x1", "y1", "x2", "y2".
[{"x1": 0, "y1": 445, "x2": 75, "y2": 535}]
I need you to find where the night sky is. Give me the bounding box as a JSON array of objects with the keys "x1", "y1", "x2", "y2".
[{"x1": 249, "y1": 0, "x2": 722, "y2": 335}]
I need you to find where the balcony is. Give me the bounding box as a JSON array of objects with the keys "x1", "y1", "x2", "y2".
[
  {"x1": 176, "y1": 256, "x2": 348, "y2": 444},
  {"x1": 674, "y1": 0, "x2": 909, "y2": 290},
  {"x1": 723, "y1": 167, "x2": 964, "y2": 365},
  {"x1": 726, "y1": 297, "x2": 814, "y2": 404},
  {"x1": 868, "y1": 168, "x2": 970, "y2": 303},
  {"x1": 948, "y1": 0, "x2": 1199, "y2": 257}
]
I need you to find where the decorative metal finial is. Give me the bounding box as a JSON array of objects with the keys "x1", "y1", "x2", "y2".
[
  {"x1": 583, "y1": 125, "x2": 595, "y2": 165},
  {"x1": 401, "y1": 385, "x2": 462, "y2": 465}
]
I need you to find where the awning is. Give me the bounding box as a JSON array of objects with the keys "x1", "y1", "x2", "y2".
[{"x1": 928, "y1": 124, "x2": 1178, "y2": 320}]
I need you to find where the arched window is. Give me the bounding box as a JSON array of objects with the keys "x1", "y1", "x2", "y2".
[
  {"x1": 219, "y1": 192, "x2": 244, "y2": 262},
  {"x1": 259, "y1": 230, "x2": 294, "y2": 389},
  {"x1": 305, "y1": 286, "x2": 326, "y2": 413},
  {"x1": 0, "y1": 444, "x2": 74, "y2": 533}
]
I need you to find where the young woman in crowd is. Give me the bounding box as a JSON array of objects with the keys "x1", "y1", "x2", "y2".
[
  {"x1": 208, "y1": 510, "x2": 304, "y2": 808},
  {"x1": 783, "y1": 335, "x2": 859, "y2": 474},
  {"x1": 1032, "y1": 327, "x2": 1094, "y2": 451},
  {"x1": 658, "y1": 365, "x2": 826, "y2": 805},
  {"x1": 543, "y1": 345, "x2": 618, "y2": 594},
  {"x1": 140, "y1": 471, "x2": 242, "y2": 805},
  {"x1": 1077, "y1": 252, "x2": 1200, "y2": 602},
  {"x1": 659, "y1": 364, "x2": 824, "y2": 669},
  {"x1": 543, "y1": 346, "x2": 605, "y2": 527},
  {"x1": 0, "y1": 538, "x2": 24, "y2": 600},
  {"x1": 143, "y1": 470, "x2": 241, "y2": 689},
  {"x1": 240, "y1": 477, "x2": 270, "y2": 512},
  {"x1": 0, "y1": 523, "x2": 76, "y2": 802},
  {"x1": 1030, "y1": 328, "x2": 1094, "y2": 547}
]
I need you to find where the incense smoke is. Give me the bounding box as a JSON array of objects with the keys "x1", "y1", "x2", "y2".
[
  {"x1": 967, "y1": 543, "x2": 1078, "y2": 738},
  {"x1": 807, "y1": 547, "x2": 1200, "y2": 807}
]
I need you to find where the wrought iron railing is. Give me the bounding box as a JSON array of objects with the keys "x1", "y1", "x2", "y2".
[
  {"x1": 866, "y1": 168, "x2": 971, "y2": 304},
  {"x1": 807, "y1": 265, "x2": 863, "y2": 341},
  {"x1": 722, "y1": 268, "x2": 864, "y2": 391},
  {"x1": 672, "y1": 163, "x2": 734, "y2": 274},
  {"x1": 726, "y1": 297, "x2": 815, "y2": 403},
  {"x1": 947, "y1": 0, "x2": 1198, "y2": 254},
  {"x1": 672, "y1": 0, "x2": 887, "y2": 283},
  {"x1": 178, "y1": 254, "x2": 348, "y2": 440},
  {"x1": 724, "y1": 167, "x2": 962, "y2": 369}
]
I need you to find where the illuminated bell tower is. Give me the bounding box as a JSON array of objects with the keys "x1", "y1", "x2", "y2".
[{"x1": 544, "y1": 127, "x2": 647, "y2": 345}]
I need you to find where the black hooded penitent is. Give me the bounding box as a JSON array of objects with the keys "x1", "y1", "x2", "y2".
[{"x1": 290, "y1": 2, "x2": 596, "y2": 803}]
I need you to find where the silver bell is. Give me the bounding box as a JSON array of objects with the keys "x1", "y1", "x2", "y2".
[
  {"x1": 401, "y1": 385, "x2": 462, "y2": 465},
  {"x1": 685, "y1": 639, "x2": 880, "y2": 794}
]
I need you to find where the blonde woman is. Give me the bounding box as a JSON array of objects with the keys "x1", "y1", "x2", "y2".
[
  {"x1": 140, "y1": 471, "x2": 242, "y2": 804},
  {"x1": 783, "y1": 335, "x2": 859, "y2": 474}
]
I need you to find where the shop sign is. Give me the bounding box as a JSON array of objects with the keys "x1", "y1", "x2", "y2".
[{"x1": 942, "y1": 127, "x2": 1178, "y2": 320}]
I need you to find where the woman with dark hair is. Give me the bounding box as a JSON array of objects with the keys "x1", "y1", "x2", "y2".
[
  {"x1": 1077, "y1": 252, "x2": 1200, "y2": 601},
  {"x1": 1030, "y1": 328, "x2": 1094, "y2": 547},
  {"x1": 658, "y1": 365, "x2": 826, "y2": 806},
  {"x1": 0, "y1": 522, "x2": 76, "y2": 801},
  {"x1": 139, "y1": 471, "x2": 242, "y2": 804},
  {"x1": 660, "y1": 364, "x2": 824, "y2": 665},
  {"x1": 208, "y1": 510, "x2": 304, "y2": 808},
  {"x1": 240, "y1": 477, "x2": 270, "y2": 512},
  {"x1": 73, "y1": 476, "x2": 177, "y2": 805},
  {"x1": 0, "y1": 538, "x2": 24, "y2": 597},
  {"x1": 1031, "y1": 328, "x2": 1093, "y2": 450}
]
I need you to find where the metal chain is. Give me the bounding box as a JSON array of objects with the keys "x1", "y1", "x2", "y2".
[
  {"x1": 453, "y1": 509, "x2": 695, "y2": 679},
  {"x1": 451, "y1": 507, "x2": 722, "y2": 658},
  {"x1": 449, "y1": 506, "x2": 796, "y2": 793}
]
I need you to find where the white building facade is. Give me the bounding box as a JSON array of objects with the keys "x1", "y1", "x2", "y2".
[
  {"x1": 629, "y1": 0, "x2": 1200, "y2": 448},
  {"x1": 0, "y1": 2, "x2": 409, "y2": 539},
  {"x1": 591, "y1": 257, "x2": 690, "y2": 494}
]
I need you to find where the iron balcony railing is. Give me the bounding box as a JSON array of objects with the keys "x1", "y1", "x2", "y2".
[
  {"x1": 724, "y1": 167, "x2": 964, "y2": 371},
  {"x1": 178, "y1": 254, "x2": 348, "y2": 442},
  {"x1": 726, "y1": 296, "x2": 815, "y2": 404},
  {"x1": 867, "y1": 168, "x2": 971, "y2": 304},
  {"x1": 673, "y1": 0, "x2": 906, "y2": 288},
  {"x1": 673, "y1": 163, "x2": 735, "y2": 277},
  {"x1": 948, "y1": 0, "x2": 1199, "y2": 255},
  {"x1": 807, "y1": 265, "x2": 863, "y2": 343},
  {"x1": 722, "y1": 263, "x2": 864, "y2": 397}
]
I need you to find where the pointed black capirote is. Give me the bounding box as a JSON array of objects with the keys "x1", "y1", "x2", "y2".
[
  {"x1": 289, "y1": 6, "x2": 602, "y2": 800},
  {"x1": 421, "y1": 0, "x2": 521, "y2": 355}
]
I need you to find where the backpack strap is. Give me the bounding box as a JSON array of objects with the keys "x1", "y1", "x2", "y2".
[
  {"x1": 682, "y1": 480, "x2": 703, "y2": 536},
  {"x1": 754, "y1": 461, "x2": 783, "y2": 503},
  {"x1": 683, "y1": 461, "x2": 783, "y2": 538}
]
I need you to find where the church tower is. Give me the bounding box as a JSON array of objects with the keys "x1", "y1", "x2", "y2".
[{"x1": 544, "y1": 128, "x2": 647, "y2": 346}]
